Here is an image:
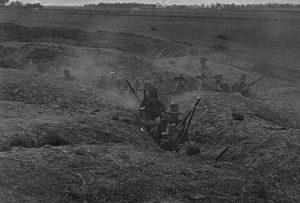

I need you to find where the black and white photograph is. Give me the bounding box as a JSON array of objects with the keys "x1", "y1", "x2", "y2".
[{"x1": 0, "y1": 0, "x2": 299, "y2": 202}]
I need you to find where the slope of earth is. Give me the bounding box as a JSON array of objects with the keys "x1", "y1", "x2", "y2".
[
  {"x1": 0, "y1": 73, "x2": 299, "y2": 202},
  {"x1": 0, "y1": 23, "x2": 189, "y2": 57},
  {"x1": 0, "y1": 21, "x2": 299, "y2": 116},
  {"x1": 0, "y1": 43, "x2": 66, "y2": 70},
  {"x1": 1, "y1": 12, "x2": 299, "y2": 72},
  {"x1": 174, "y1": 91, "x2": 300, "y2": 201}
]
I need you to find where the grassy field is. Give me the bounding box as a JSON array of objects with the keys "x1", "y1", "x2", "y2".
[{"x1": 1, "y1": 9, "x2": 299, "y2": 72}]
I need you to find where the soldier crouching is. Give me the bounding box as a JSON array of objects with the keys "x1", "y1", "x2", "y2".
[{"x1": 150, "y1": 103, "x2": 183, "y2": 151}]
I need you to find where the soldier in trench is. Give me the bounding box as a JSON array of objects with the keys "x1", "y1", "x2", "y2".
[
  {"x1": 197, "y1": 57, "x2": 215, "y2": 91},
  {"x1": 138, "y1": 85, "x2": 166, "y2": 132},
  {"x1": 150, "y1": 102, "x2": 184, "y2": 151},
  {"x1": 214, "y1": 74, "x2": 231, "y2": 93},
  {"x1": 232, "y1": 74, "x2": 247, "y2": 93}
]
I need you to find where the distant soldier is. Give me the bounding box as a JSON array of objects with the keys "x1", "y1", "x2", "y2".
[
  {"x1": 63, "y1": 69, "x2": 75, "y2": 81},
  {"x1": 134, "y1": 79, "x2": 144, "y2": 97},
  {"x1": 200, "y1": 57, "x2": 213, "y2": 79},
  {"x1": 214, "y1": 74, "x2": 231, "y2": 93},
  {"x1": 232, "y1": 74, "x2": 265, "y2": 97},
  {"x1": 138, "y1": 85, "x2": 166, "y2": 131},
  {"x1": 120, "y1": 81, "x2": 130, "y2": 96},
  {"x1": 173, "y1": 74, "x2": 188, "y2": 93},
  {"x1": 197, "y1": 57, "x2": 215, "y2": 91},
  {"x1": 232, "y1": 74, "x2": 247, "y2": 93}
]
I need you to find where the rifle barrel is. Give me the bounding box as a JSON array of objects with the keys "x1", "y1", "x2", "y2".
[
  {"x1": 178, "y1": 96, "x2": 200, "y2": 143},
  {"x1": 248, "y1": 75, "x2": 265, "y2": 87},
  {"x1": 126, "y1": 80, "x2": 141, "y2": 102}
]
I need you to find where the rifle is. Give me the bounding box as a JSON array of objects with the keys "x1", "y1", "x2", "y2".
[
  {"x1": 241, "y1": 75, "x2": 265, "y2": 96},
  {"x1": 215, "y1": 145, "x2": 231, "y2": 161},
  {"x1": 125, "y1": 80, "x2": 141, "y2": 103},
  {"x1": 178, "y1": 96, "x2": 201, "y2": 144},
  {"x1": 180, "y1": 106, "x2": 193, "y2": 126}
]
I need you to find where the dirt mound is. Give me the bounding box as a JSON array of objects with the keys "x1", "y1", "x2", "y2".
[
  {"x1": 0, "y1": 45, "x2": 18, "y2": 68},
  {"x1": 252, "y1": 62, "x2": 300, "y2": 81},
  {"x1": 0, "y1": 23, "x2": 85, "y2": 43},
  {"x1": 0, "y1": 23, "x2": 189, "y2": 57},
  {"x1": 0, "y1": 73, "x2": 102, "y2": 108},
  {"x1": 175, "y1": 91, "x2": 300, "y2": 200},
  {"x1": 0, "y1": 43, "x2": 66, "y2": 70},
  {"x1": 0, "y1": 86, "x2": 298, "y2": 202},
  {"x1": 0, "y1": 144, "x2": 295, "y2": 202},
  {"x1": 117, "y1": 54, "x2": 154, "y2": 72},
  {"x1": 26, "y1": 45, "x2": 63, "y2": 63},
  {"x1": 3, "y1": 114, "x2": 148, "y2": 151},
  {"x1": 103, "y1": 32, "x2": 187, "y2": 57},
  {"x1": 0, "y1": 44, "x2": 15, "y2": 56}
]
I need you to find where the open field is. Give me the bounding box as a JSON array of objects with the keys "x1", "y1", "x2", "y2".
[
  {"x1": 1, "y1": 9, "x2": 299, "y2": 72},
  {"x1": 0, "y1": 9, "x2": 299, "y2": 202}
]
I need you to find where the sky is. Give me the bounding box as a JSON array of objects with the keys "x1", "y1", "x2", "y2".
[{"x1": 17, "y1": 0, "x2": 300, "y2": 6}]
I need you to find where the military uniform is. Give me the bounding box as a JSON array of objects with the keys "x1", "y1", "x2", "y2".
[
  {"x1": 64, "y1": 70, "x2": 75, "y2": 81},
  {"x1": 200, "y1": 57, "x2": 213, "y2": 78},
  {"x1": 139, "y1": 99, "x2": 165, "y2": 122},
  {"x1": 151, "y1": 118, "x2": 181, "y2": 144},
  {"x1": 173, "y1": 74, "x2": 188, "y2": 93},
  {"x1": 232, "y1": 74, "x2": 247, "y2": 93},
  {"x1": 232, "y1": 81, "x2": 247, "y2": 93},
  {"x1": 159, "y1": 123, "x2": 182, "y2": 152},
  {"x1": 150, "y1": 103, "x2": 183, "y2": 151},
  {"x1": 201, "y1": 65, "x2": 213, "y2": 79},
  {"x1": 198, "y1": 57, "x2": 216, "y2": 91},
  {"x1": 138, "y1": 85, "x2": 166, "y2": 131},
  {"x1": 214, "y1": 74, "x2": 231, "y2": 93},
  {"x1": 220, "y1": 83, "x2": 231, "y2": 92}
]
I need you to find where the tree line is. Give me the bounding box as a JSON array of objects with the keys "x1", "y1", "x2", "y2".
[
  {"x1": 84, "y1": 3, "x2": 300, "y2": 10},
  {"x1": 0, "y1": 0, "x2": 43, "y2": 8},
  {"x1": 1, "y1": 1, "x2": 299, "y2": 10}
]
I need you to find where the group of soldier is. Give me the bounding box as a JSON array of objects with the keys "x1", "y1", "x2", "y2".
[
  {"x1": 138, "y1": 84, "x2": 184, "y2": 151},
  {"x1": 61, "y1": 58, "x2": 263, "y2": 152},
  {"x1": 197, "y1": 57, "x2": 253, "y2": 97},
  {"x1": 124, "y1": 57, "x2": 257, "y2": 99},
  {"x1": 135, "y1": 57, "x2": 265, "y2": 151}
]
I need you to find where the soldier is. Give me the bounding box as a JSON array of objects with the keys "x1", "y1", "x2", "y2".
[
  {"x1": 214, "y1": 74, "x2": 231, "y2": 93},
  {"x1": 232, "y1": 74, "x2": 247, "y2": 93},
  {"x1": 120, "y1": 81, "x2": 130, "y2": 96},
  {"x1": 197, "y1": 57, "x2": 215, "y2": 91},
  {"x1": 159, "y1": 123, "x2": 180, "y2": 151},
  {"x1": 173, "y1": 74, "x2": 188, "y2": 93},
  {"x1": 138, "y1": 85, "x2": 166, "y2": 131},
  {"x1": 134, "y1": 79, "x2": 144, "y2": 97},
  {"x1": 150, "y1": 103, "x2": 183, "y2": 151},
  {"x1": 63, "y1": 69, "x2": 75, "y2": 81},
  {"x1": 141, "y1": 80, "x2": 153, "y2": 96},
  {"x1": 199, "y1": 57, "x2": 213, "y2": 79},
  {"x1": 233, "y1": 74, "x2": 265, "y2": 97}
]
